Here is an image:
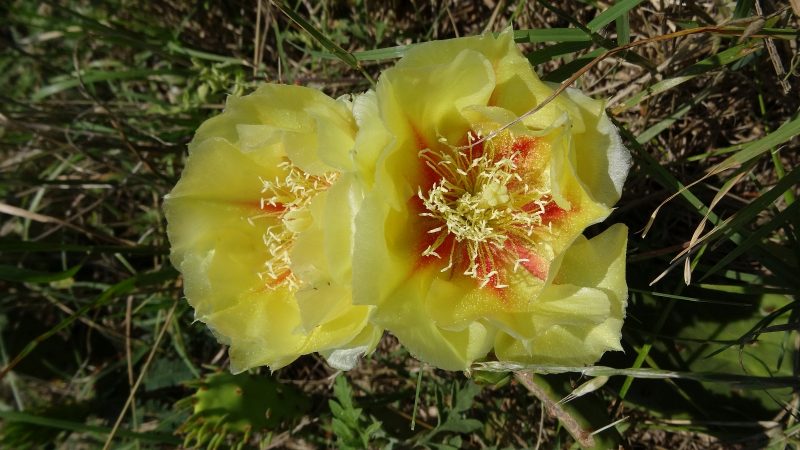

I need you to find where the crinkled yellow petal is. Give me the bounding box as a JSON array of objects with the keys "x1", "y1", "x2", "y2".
[
  {"x1": 494, "y1": 224, "x2": 628, "y2": 365},
  {"x1": 165, "y1": 84, "x2": 377, "y2": 372},
  {"x1": 321, "y1": 323, "x2": 383, "y2": 371},
  {"x1": 385, "y1": 49, "x2": 495, "y2": 142},
  {"x1": 352, "y1": 90, "x2": 392, "y2": 190},
  {"x1": 205, "y1": 288, "x2": 307, "y2": 373},
  {"x1": 372, "y1": 266, "x2": 495, "y2": 370},
  {"x1": 168, "y1": 137, "x2": 280, "y2": 204},
  {"x1": 291, "y1": 174, "x2": 382, "y2": 359},
  {"x1": 352, "y1": 186, "x2": 420, "y2": 308},
  {"x1": 561, "y1": 88, "x2": 631, "y2": 207},
  {"x1": 165, "y1": 139, "x2": 278, "y2": 317},
  {"x1": 393, "y1": 29, "x2": 560, "y2": 129},
  {"x1": 352, "y1": 29, "x2": 630, "y2": 370},
  {"x1": 192, "y1": 84, "x2": 356, "y2": 174}
]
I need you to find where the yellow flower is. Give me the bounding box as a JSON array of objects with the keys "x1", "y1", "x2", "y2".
[
  {"x1": 351, "y1": 30, "x2": 631, "y2": 370},
  {"x1": 165, "y1": 84, "x2": 381, "y2": 373}
]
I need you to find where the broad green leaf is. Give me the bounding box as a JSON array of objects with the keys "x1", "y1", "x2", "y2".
[{"x1": 439, "y1": 418, "x2": 482, "y2": 434}]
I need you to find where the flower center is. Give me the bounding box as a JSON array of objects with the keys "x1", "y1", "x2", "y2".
[
  {"x1": 257, "y1": 161, "x2": 337, "y2": 290},
  {"x1": 417, "y1": 131, "x2": 551, "y2": 288}
]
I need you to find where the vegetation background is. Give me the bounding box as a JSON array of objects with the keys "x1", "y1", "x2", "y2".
[{"x1": 1, "y1": 0, "x2": 798, "y2": 448}]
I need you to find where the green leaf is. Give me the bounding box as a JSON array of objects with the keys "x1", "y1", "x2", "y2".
[
  {"x1": 675, "y1": 294, "x2": 795, "y2": 412},
  {"x1": 333, "y1": 374, "x2": 355, "y2": 411},
  {"x1": 714, "y1": 109, "x2": 800, "y2": 173},
  {"x1": 33, "y1": 69, "x2": 186, "y2": 101},
  {"x1": 513, "y1": 28, "x2": 591, "y2": 43},
  {"x1": 701, "y1": 201, "x2": 800, "y2": 280},
  {"x1": 527, "y1": 41, "x2": 592, "y2": 65},
  {"x1": 0, "y1": 240, "x2": 160, "y2": 255},
  {"x1": 733, "y1": 0, "x2": 754, "y2": 18},
  {"x1": 473, "y1": 362, "x2": 799, "y2": 389},
  {"x1": 0, "y1": 267, "x2": 178, "y2": 379},
  {"x1": 354, "y1": 45, "x2": 408, "y2": 60},
  {"x1": 542, "y1": 48, "x2": 604, "y2": 82},
  {"x1": 331, "y1": 418, "x2": 355, "y2": 441},
  {"x1": 617, "y1": 116, "x2": 798, "y2": 287},
  {"x1": 618, "y1": 43, "x2": 760, "y2": 111},
  {"x1": 635, "y1": 87, "x2": 712, "y2": 143},
  {"x1": 0, "y1": 264, "x2": 81, "y2": 283},
  {"x1": 439, "y1": 418, "x2": 483, "y2": 434},
  {"x1": 701, "y1": 167, "x2": 800, "y2": 248},
  {"x1": 0, "y1": 410, "x2": 181, "y2": 445},
  {"x1": 629, "y1": 288, "x2": 752, "y2": 306},
  {"x1": 587, "y1": 0, "x2": 645, "y2": 33},
  {"x1": 271, "y1": 0, "x2": 374, "y2": 84},
  {"x1": 453, "y1": 381, "x2": 481, "y2": 413},
  {"x1": 616, "y1": 8, "x2": 631, "y2": 45},
  {"x1": 328, "y1": 400, "x2": 346, "y2": 420}
]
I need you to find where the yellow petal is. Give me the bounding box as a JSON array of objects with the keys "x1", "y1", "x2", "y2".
[
  {"x1": 562, "y1": 88, "x2": 631, "y2": 207},
  {"x1": 165, "y1": 84, "x2": 376, "y2": 372},
  {"x1": 494, "y1": 224, "x2": 628, "y2": 365},
  {"x1": 351, "y1": 29, "x2": 630, "y2": 369},
  {"x1": 369, "y1": 266, "x2": 495, "y2": 370},
  {"x1": 378, "y1": 47, "x2": 495, "y2": 155},
  {"x1": 205, "y1": 287, "x2": 306, "y2": 373},
  {"x1": 192, "y1": 84, "x2": 356, "y2": 174}
]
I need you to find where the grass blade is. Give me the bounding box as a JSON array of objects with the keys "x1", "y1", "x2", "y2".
[
  {"x1": 713, "y1": 108, "x2": 800, "y2": 173},
  {"x1": 527, "y1": 41, "x2": 592, "y2": 65},
  {"x1": 474, "y1": 363, "x2": 799, "y2": 389},
  {"x1": 615, "y1": 43, "x2": 760, "y2": 112},
  {"x1": 0, "y1": 264, "x2": 81, "y2": 283},
  {"x1": 513, "y1": 28, "x2": 591, "y2": 43},
  {"x1": 587, "y1": 0, "x2": 645, "y2": 33},
  {"x1": 0, "y1": 267, "x2": 177, "y2": 380},
  {"x1": 0, "y1": 410, "x2": 181, "y2": 445},
  {"x1": 271, "y1": 0, "x2": 374, "y2": 85}
]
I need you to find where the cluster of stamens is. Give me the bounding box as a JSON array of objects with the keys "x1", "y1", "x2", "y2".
[
  {"x1": 418, "y1": 131, "x2": 551, "y2": 288},
  {"x1": 255, "y1": 161, "x2": 337, "y2": 290}
]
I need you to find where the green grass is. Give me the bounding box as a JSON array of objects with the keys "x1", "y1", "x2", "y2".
[{"x1": 1, "y1": 0, "x2": 798, "y2": 448}]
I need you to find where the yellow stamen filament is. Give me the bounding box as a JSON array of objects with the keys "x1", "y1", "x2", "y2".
[
  {"x1": 255, "y1": 161, "x2": 337, "y2": 289},
  {"x1": 418, "y1": 131, "x2": 551, "y2": 288}
]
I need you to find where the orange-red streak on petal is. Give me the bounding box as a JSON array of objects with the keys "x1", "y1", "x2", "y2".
[
  {"x1": 236, "y1": 200, "x2": 286, "y2": 214},
  {"x1": 541, "y1": 200, "x2": 567, "y2": 222},
  {"x1": 510, "y1": 136, "x2": 538, "y2": 161},
  {"x1": 409, "y1": 121, "x2": 441, "y2": 193},
  {"x1": 260, "y1": 202, "x2": 286, "y2": 213},
  {"x1": 266, "y1": 269, "x2": 292, "y2": 288},
  {"x1": 508, "y1": 240, "x2": 549, "y2": 280},
  {"x1": 475, "y1": 246, "x2": 508, "y2": 297}
]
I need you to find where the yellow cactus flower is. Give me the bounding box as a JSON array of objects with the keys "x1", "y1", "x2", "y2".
[
  {"x1": 165, "y1": 84, "x2": 381, "y2": 373},
  {"x1": 351, "y1": 30, "x2": 631, "y2": 370}
]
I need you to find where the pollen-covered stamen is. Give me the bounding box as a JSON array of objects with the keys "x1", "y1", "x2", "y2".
[
  {"x1": 255, "y1": 161, "x2": 337, "y2": 290},
  {"x1": 418, "y1": 131, "x2": 551, "y2": 288}
]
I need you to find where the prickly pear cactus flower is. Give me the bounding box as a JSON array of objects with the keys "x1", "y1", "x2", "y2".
[
  {"x1": 164, "y1": 84, "x2": 381, "y2": 373},
  {"x1": 351, "y1": 30, "x2": 632, "y2": 370}
]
